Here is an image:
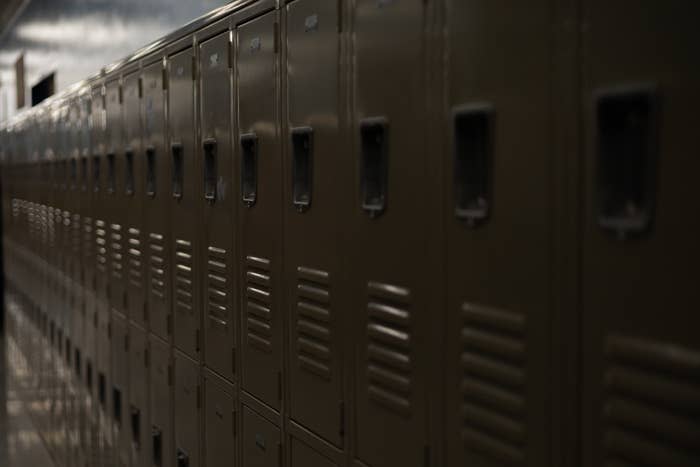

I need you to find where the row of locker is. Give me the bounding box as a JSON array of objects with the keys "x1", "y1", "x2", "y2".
[{"x1": 2, "y1": 0, "x2": 700, "y2": 466}]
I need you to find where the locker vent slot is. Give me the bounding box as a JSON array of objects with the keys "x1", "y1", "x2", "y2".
[
  {"x1": 95, "y1": 219, "x2": 108, "y2": 273},
  {"x1": 245, "y1": 255, "x2": 272, "y2": 352},
  {"x1": 461, "y1": 303, "x2": 525, "y2": 463},
  {"x1": 83, "y1": 217, "x2": 93, "y2": 263},
  {"x1": 110, "y1": 223, "x2": 123, "y2": 280},
  {"x1": 72, "y1": 213, "x2": 81, "y2": 257},
  {"x1": 604, "y1": 336, "x2": 700, "y2": 466},
  {"x1": 174, "y1": 239, "x2": 194, "y2": 312},
  {"x1": 149, "y1": 232, "x2": 166, "y2": 299},
  {"x1": 366, "y1": 281, "x2": 412, "y2": 415},
  {"x1": 207, "y1": 246, "x2": 228, "y2": 325},
  {"x1": 127, "y1": 228, "x2": 143, "y2": 288},
  {"x1": 296, "y1": 266, "x2": 331, "y2": 379}
]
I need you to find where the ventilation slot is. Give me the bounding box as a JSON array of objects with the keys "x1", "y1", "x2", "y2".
[
  {"x1": 604, "y1": 336, "x2": 700, "y2": 467},
  {"x1": 149, "y1": 233, "x2": 166, "y2": 299},
  {"x1": 461, "y1": 303, "x2": 526, "y2": 464},
  {"x1": 72, "y1": 213, "x2": 81, "y2": 257},
  {"x1": 95, "y1": 219, "x2": 108, "y2": 273},
  {"x1": 296, "y1": 266, "x2": 331, "y2": 380},
  {"x1": 174, "y1": 239, "x2": 194, "y2": 314},
  {"x1": 110, "y1": 223, "x2": 123, "y2": 280},
  {"x1": 127, "y1": 228, "x2": 142, "y2": 288},
  {"x1": 366, "y1": 281, "x2": 412, "y2": 416},
  {"x1": 245, "y1": 256, "x2": 272, "y2": 352},
  {"x1": 206, "y1": 246, "x2": 228, "y2": 325}
]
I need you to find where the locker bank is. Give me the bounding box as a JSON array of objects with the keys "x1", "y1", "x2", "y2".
[{"x1": 1, "y1": 1, "x2": 699, "y2": 466}]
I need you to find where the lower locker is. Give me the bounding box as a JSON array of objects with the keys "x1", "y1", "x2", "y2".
[
  {"x1": 203, "y1": 369, "x2": 236, "y2": 467},
  {"x1": 242, "y1": 405, "x2": 280, "y2": 467},
  {"x1": 97, "y1": 302, "x2": 115, "y2": 467},
  {"x1": 129, "y1": 323, "x2": 150, "y2": 467},
  {"x1": 174, "y1": 351, "x2": 201, "y2": 467},
  {"x1": 149, "y1": 334, "x2": 173, "y2": 467},
  {"x1": 112, "y1": 314, "x2": 130, "y2": 467}
]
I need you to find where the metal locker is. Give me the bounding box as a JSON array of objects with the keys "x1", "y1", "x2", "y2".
[
  {"x1": 168, "y1": 46, "x2": 200, "y2": 360},
  {"x1": 350, "y1": 2, "x2": 432, "y2": 467},
  {"x1": 149, "y1": 334, "x2": 173, "y2": 467},
  {"x1": 174, "y1": 350, "x2": 201, "y2": 467},
  {"x1": 142, "y1": 59, "x2": 172, "y2": 342},
  {"x1": 105, "y1": 78, "x2": 127, "y2": 319},
  {"x1": 284, "y1": 0, "x2": 346, "y2": 446},
  {"x1": 241, "y1": 405, "x2": 280, "y2": 467},
  {"x1": 203, "y1": 368, "x2": 236, "y2": 467},
  {"x1": 290, "y1": 437, "x2": 337, "y2": 467},
  {"x1": 237, "y1": 9, "x2": 283, "y2": 412},
  {"x1": 123, "y1": 69, "x2": 146, "y2": 327},
  {"x1": 198, "y1": 28, "x2": 236, "y2": 381},
  {"x1": 444, "y1": 1, "x2": 557, "y2": 466},
  {"x1": 129, "y1": 322, "x2": 150, "y2": 467},
  {"x1": 111, "y1": 312, "x2": 131, "y2": 467},
  {"x1": 580, "y1": 2, "x2": 700, "y2": 466}
]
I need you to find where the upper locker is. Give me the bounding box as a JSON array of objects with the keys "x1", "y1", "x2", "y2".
[
  {"x1": 444, "y1": 1, "x2": 558, "y2": 466},
  {"x1": 142, "y1": 56, "x2": 172, "y2": 341},
  {"x1": 351, "y1": 2, "x2": 433, "y2": 467},
  {"x1": 236, "y1": 7, "x2": 283, "y2": 412},
  {"x1": 580, "y1": 2, "x2": 700, "y2": 466},
  {"x1": 284, "y1": 0, "x2": 346, "y2": 448},
  {"x1": 198, "y1": 21, "x2": 236, "y2": 382}
]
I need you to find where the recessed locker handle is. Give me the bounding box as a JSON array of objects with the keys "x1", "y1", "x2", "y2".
[
  {"x1": 360, "y1": 117, "x2": 389, "y2": 217},
  {"x1": 595, "y1": 85, "x2": 657, "y2": 239},
  {"x1": 152, "y1": 425, "x2": 163, "y2": 466},
  {"x1": 171, "y1": 142, "x2": 184, "y2": 200},
  {"x1": 453, "y1": 103, "x2": 493, "y2": 227},
  {"x1": 124, "y1": 148, "x2": 134, "y2": 196},
  {"x1": 130, "y1": 406, "x2": 141, "y2": 449},
  {"x1": 203, "y1": 138, "x2": 217, "y2": 202},
  {"x1": 291, "y1": 126, "x2": 313, "y2": 212},
  {"x1": 177, "y1": 448, "x2": 190, "y2": 467},
  {"x1": 240, "y1": 132, "x2": 258, "y2": 207},
  {"x1": 145, "y1": 145, "x2": 157, "y2": 198}
]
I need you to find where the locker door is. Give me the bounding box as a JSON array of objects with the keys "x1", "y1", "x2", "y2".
[
  {"x1": 168, "y1": 48, "x2": 200, "y2": 360},
  {"x1": 105, "y1": 79, "x2": 127, "y2": 318},
  {"x1": 351, "y1": 2, "x2": 432, "y2": 467},
  {"x1": 241, "y1": 406, "x2": 280, "y2": 467},
  {"x1": 581, "y1": 3, "x2": 700, "y2": 466},
  {"x1": 149, "y1": 335, "x2": 173, "y2": 467},
  {"x1": 111, "y1": 313, "x2": 130, "y2": 467},
  {"x1": 142, "y1": 60, "x2": 171, "y2": 342},
  {"x1": 174, "y1": 351, "x2": 201, "y2": 467},
  {"x1": 285, "y1": 0, "x2": 345, "y2": 446},
  {"x1": 129, "y1": 323, "x2": 150, "y2": 467},
  {"x1": 237, "y1": 9, "x2": 282, "y2": 412},
  {"x1": 203, "y1": 369, "x2": 236, "y2": 467},
  {"x1": 199, "y1": 31, "x2": 236, "y2": 381},
  {"x1": 444, "y1": 1, "x2": 555, "y2": 466},
  {"x1": 123, "y1": 71, "x2": 146, "y2": 327}
]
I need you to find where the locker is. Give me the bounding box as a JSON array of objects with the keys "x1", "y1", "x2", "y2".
[
  {"x1": 149, "y1": 334, "x2": 173, "y2": 467},
  {"x1": 142, "y1": 59, "x2": 172, "y2": 342},
  {"x1": 350, "y1": 2, "x2": 432, "y2": 467},
  {"x1": 203, "y1": 368, "x2": 236, "y2": 467},
  {"x1": 580, "y1": 2, "x2": 700, "y2": 466},
  {"x1": 123, "y1": 69, "x2": 147, "y2": 327},
  {"x1": 290, "y1": 437, "x2": 337, "y2": 467},
  {"x1": 237, "y1": 9, "x2": 283, "y2": 411},
  {"x1": 444, "y1": 1, "x2": 557, "y2": 466},
  {"x1": 168, "y1": 46, "x2": 201, "y2": 360},
  {"x1": 112, "y1": 313, "x2": 131, "y2": 467},
  {"x1": 105, "y1": 78, "x2": 128, "y2": 318},
  {"x1": 174, "y1": 351, "x2": 201, "y2": 467},
  {"x1": 284, "y1": 0, "x2": 346, "y2": 446},
  {"x1": 198, "y1": 28, "x2": 236, "y2": 381},
  {"x1": 129, "y1": 323, "x2": 150, "y2": 467},
  {"x1": 241, "y1": 405, "x2": 280, "y2": 467}
]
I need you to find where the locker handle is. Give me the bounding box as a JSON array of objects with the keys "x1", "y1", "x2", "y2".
[
  {"x1": 152, "y1": 425, "x2": 163, "y2": 466},
  {"x1": 360, "y1": 117, "x2": 389, "y2": 217},
  {"x1": 131, "y1": 406, "x2": 141, "y2": 449},
  {"x1": 240, "y1": 132, "x2": 258, "y2": 207},
  {"x1": 106, "y1": 152, "x2": 116, "y2": 194},
  {"x1": 203, "y1": 138, "x2": 217, "y2": 202},
  {"x1": 112, "y1": 387, "x2": 122, "y2": 426},
  {"x1": 124, "y1": 148, "x2": 135, "y2": 196},
  {"x1": 171, "y1": 142, "x2": 184, "y2": 200},
  {"x1": 453, "y1": 103, "x2": 493, "y2": 227},
  {"x1": 291, "y1": 126, "x2": 313, "y2": 212},
  {"x1": 177, "y1": 448, "x2": 190, "y2": 467},
  {"x1": 146, "y1": 145, "x2": 157, "y2": 198},
  {"x1": 92, "y1": 154, "x2": 101, "y2": 192},
  {"x1": 595, "y1": 85, "x2": 657, "y2": 239}
]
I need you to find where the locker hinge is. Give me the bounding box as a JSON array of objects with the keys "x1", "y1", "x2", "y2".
[
  {"x1": 138, "y1": 77, "x2": 143, "y2": 98},
  {"x1": 274, "y1": 22, "x2": 280, "y2": 54},
  {"x1": 191, "y1": 55, "x2": 197, "y2": 81},
  {"x1": 339, "y1": 401, "x2": 345, "y2": 437},
  {"x1": 195, "y1": 329, "x2": 200, "y2": 352},
  {"x1": 277, "y1": 371, "x2": 282, "y2": 401},
  {"x1": 162, "y1": 66, "x2": 168, "y2": 90},
  {"x1": 168, "y1": 364, "x2": 173, "y2": 387},
  {"x1": 196, "y1": 385, "x2": 201, "y2": 410},
  {"x1": 424, "y1": 445, "x2": 430, "y2": 467},
  {"x1": 118, "y1": 85, "x2": 123, "y2": 103},
  {"x1": 167, "y1": 314, "x2": 173, "y2": 335},
  {"x1": 228, "y1": 32, "x2": 233, "y2": 69}
]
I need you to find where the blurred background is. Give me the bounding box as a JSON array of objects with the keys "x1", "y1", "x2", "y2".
[{"x1": 0, "y1": 0, "x2": 229, "y2": 122}]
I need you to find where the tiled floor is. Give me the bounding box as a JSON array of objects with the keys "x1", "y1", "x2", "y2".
[{"x1": 0, "y1": 336, "x2": 56, "y2": 467}]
